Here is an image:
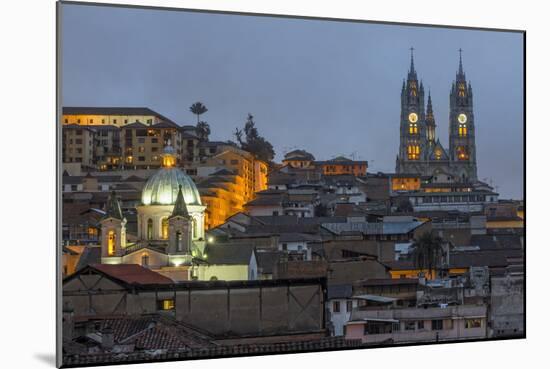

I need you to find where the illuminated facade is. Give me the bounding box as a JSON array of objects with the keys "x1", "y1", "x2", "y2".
[
  {"x1": 62, "y1": 125, "x2": 96, "y2": 168},
  {"x1": 396, "y1": 49, "x2": 478, "y2": 182},
  {"x1": 315, "y1": 156, "x2": 368, "y2": 176},
  {"x1": 100, "y1": 146, "x2": 207, "y2": 281},
  {"x1": 62, "y1": 107, "x2": 170, "y2": 127}
]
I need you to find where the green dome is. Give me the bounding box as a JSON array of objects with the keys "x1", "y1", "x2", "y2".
[{"x1": 141, "y1": 167, "x2": 201, "y2": 206}]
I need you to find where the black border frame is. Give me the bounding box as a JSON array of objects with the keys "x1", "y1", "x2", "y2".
[{"x1": 56, "y1": 1, "x2": 527, "y2": 367}]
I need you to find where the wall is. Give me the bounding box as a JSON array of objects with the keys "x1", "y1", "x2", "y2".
[{"x1": 63, "y1": 275, "x2": 326, "y2": 338}]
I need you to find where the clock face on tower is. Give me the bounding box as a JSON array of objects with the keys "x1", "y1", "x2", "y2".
[
  {"x1": 408, "y1": 112, "x2": 418, "y2": 123},
  {"x1": 457, "y1": 113, "x2": 468, "y2": 124}
]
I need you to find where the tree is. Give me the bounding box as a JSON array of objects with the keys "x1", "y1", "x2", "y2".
[
  {"x1": 196, "y1": 121, "x2": 211, "y2": 142},
  {"x1": 234, "y1": 113, "x2": 275, "y2": 164},
  {"x1": 189, "y1": 102, "x2": 208, "y2": 124},
  {"x1": 410, "y1": 231, "x2": 444, "y2": 278}
]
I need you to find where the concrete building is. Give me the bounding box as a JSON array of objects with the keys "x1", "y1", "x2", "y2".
[{"x1": 62, "y1": 106, "x2": 172, "y2": 127}]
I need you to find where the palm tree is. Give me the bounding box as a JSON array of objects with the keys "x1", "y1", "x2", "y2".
[
  {"x1": 410, "y1": 231, "x2": 444, "y2": 279},
  {"x1": 196, "y1": 121, "x2": 211, "y2": 142},
  {"x1": 189, "y1": 102, "x2": 208, "y2": 124}
]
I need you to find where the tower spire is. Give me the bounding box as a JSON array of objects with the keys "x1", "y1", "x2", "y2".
[
  {"x1": 427, "y1": 90, "x2": 434, "y2": 115},
  {"x1": 408, "y1": 47, "x2": 417, "y2": 79},
  {"x1": 104, "y1": 190, "x2": 123, "y2": 220},
  {"x1": 171, "y1": 185, "x2": 190, "y2": 218},
  {"x1": 457, "y1": 48, "x2": 465, "y2": 79}
]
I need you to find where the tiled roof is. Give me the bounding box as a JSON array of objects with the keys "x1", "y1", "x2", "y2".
[{"x1": 89, "y1": 264, "x2": 174, "y2": 285}]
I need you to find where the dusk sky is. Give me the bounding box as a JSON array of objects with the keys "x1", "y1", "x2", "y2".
[{"x1": 61, "y1": 3, "x2": 524, "y2": 199}]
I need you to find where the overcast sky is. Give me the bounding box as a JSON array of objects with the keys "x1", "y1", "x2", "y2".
[{"x1": 61, "y1": 4, "x2": 524, "y2": 199}]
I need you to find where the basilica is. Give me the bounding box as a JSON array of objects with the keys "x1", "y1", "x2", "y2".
[
  {"x1": 396, "y1": 49, "x2": 478, "y2": 182},
  {"x1": 99, "y1": 145, "x2": 208, "y2": 281}
]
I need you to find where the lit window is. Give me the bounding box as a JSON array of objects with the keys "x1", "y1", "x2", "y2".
[
  {"x1": 409, "y1": 123, "x2": 418, "y2": 135},
  {"x1": 107, "y1": 230, "x2": 116, "y2": 256},
  {"x1": 458, "y1": 123, "x2": 468, "y2": 137},
  {"x1": 161, "y1": 217, "x2": 169, "y2": 239},
  {"x1": 158, "y1": 299, "x2": 175, "y2": 311},
  {"x1": 407, "y1": 145, "x2": 420, "y2": 160},
  {"x1": 456, "y1": 146, "x2": 469, "y2": 160}
]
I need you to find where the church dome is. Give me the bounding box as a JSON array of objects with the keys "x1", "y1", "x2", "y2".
[{"x1": 141, "y1": 167, "x2": 202, "y2": 206}]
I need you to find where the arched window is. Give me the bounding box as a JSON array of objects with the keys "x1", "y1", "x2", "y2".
[
  {"x1": 409, "y1": 123, "x2": 418, "y2": 135},
  {"x1": 407, "y1": 145, "x2": 420, "y2": 160},
  {"x1": 456, "y1": 146, "x2": 469, "y2": 161},
  {"x1": 176, "y1": 231, "x2": 182, "y2": 252},
  {"x1": 458, "y1": 123, "x2": 468, "y2": 137},
  {"x1": 161, "y1": 217, "x2": 169, "y2": 239},
  {"x1": 147, "y1": 219, "x2": 153, "y2": 240},
  {"x1": 107, "y1": 230, "x2": 116, "y2": 256},
  {"x1": 192, "y1": 218, "x2": 198, "y2": 239},
  {"x1": 141, "y1": 253, "x2": 149, "y2": 267}
]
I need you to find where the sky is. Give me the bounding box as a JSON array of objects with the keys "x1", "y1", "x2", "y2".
[{"x1": 61, "y1": 4, "x2": 524, "y2": 199}]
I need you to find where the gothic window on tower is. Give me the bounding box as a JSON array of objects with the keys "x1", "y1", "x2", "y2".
[
  {"x1": 407, "y1": 145, "x2": 420, "y2": 160},
  {"x1": 458, "y1": 83, "x2": 466, "y2": 97},
  {"x1": 409, "y1": 123, "x2": 418, "y2": 135},
  {"x1": 107, "y1": 230, "x2": 116, "y2": 256},
  {"x1": 141, "y1": 253, "x2": 149, "y2": 267},
  {"x1": 459, "y1": 123, "x2": 468, "y2": 137},
  {"x1": 456, "y1": 146, "x2": 469, "y2": 160},
  {"x1": 176, "y1": 231, "x2": 182, "y2": 252}
]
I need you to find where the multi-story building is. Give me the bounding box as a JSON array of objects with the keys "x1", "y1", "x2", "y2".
[
  {"x1": 62, "y1": 125, "x2": 96, "y2": 169},
  {"x1": 93, "y1": 125, "x2": 122, "y2": 170},
  {"x1": 62, "y1": 107, "x2": 174, "y2": 128},
  {"x1": 314, "y1": 156, "x2": 368, "y2": 177},
  {"x1": 120, "y1": 121, "x2": 183, "y2": 169}
]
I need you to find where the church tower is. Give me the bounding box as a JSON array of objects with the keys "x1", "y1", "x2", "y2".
[
  {"x1": 396, "y1": 48, "x2": 428, "y2": 174},
  {"x1": 100, "y1": 191, "x2": 127, "y2": 261},
  {"x1": 448, "y1": 49, "x2": 478, "y2": 181},
  {"x1": 167, "y1": 185, "x2": 193, "y2": 256}
]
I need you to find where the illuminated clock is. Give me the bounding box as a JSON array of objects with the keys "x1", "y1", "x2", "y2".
[
  {"x1": 408, "y1": 112, "x2": 418, "y2": 123},
  {"x1": 457, "y1": 113, "x2": 468, "y2": 124}
]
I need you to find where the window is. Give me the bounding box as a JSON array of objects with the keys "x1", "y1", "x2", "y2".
[
  {"x1": 107, "y1": 230, "x2": 116, "y2": 256},
  {"x1": 405, "y1": 321, "x2": 416, "y2": 331},
  {"x1": 90, "y1": 119, "x2": 93, "y2": 124},
  {"x1": 346, "y1": 301, "x2": 353, "y2": 313},
  {"x1": 138, "y1": 156, "x2": 145, "y2": 162},
  {"x1": 141, "y1": 254, "x2": 149, "y2": 267},
  {"x1": 102, "y1": 119, "x2": 105, "y2": 124},
  {"x1": 152, "y1": 138, "x2": 158, "y2": 144},
  {"x1": 158, "y1": 299, "x2": 175, "y2": 311},
  {"x1": 176, "y1": 231, "x2": 183, "y2": 252},
  {"x1": 465, "y1": 319, "x2": 482, "y2": 329},
  {"x1": 192, "y1": 218, "x2": 198, "y2": 239},
  {"x1": 138, "y1": 146, "x2": 145, "y2": 153},
  {"x1": 113, "y1": 119, "x2": 117, "y2": 124},
  {"x1": 64, "y1": 118, "x2": 68, "y2": 123},
  {"x1": 333, "y1": 301, "x2": 341, "y2": 313},
  {"x1": 161, "y1": 217, "x2": 169, "y2": 239},
  {"x1": 230, "y1": 159, "x2": 239, "y2": 165},
  {"x1": 147, "y1": 219, "x2": 153, "y2": 240},
  {"x1": 273, "y1": 211, "x2": 279, "y2": 216},
  {"x1": 147, "y1": 119, "x2": 152, "y2": 124},
  {"x1": 456, "y1": 146, "x2": 469, "y2": 160},
  {"x1": 407, "y1": 145, "x2": 420, "y2": 160},
  {"x1": 417, "y1": 320, "x2": 424, "y2": 330},
  {"x1": 431, "y1": 320, "x2": 443, "y2": 331},
  {"x1": 458, "y1": 123, "x2": 468, "y2": 137},
  {"x1": 409, "y1": 123, "x2": 418, "y2": 135}
]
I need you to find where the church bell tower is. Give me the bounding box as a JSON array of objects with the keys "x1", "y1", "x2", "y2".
[
  {"x1": 396, "y1": 48, "x2": 427, "y2": 174},
  {"x1": 448, "y1": 49, "x2": 478, "y2": 182}
]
